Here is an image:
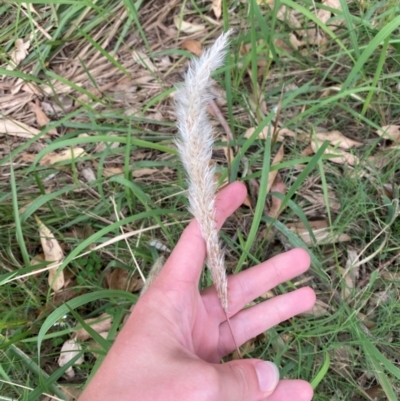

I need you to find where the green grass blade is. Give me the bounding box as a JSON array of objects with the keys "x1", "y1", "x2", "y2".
[
  {"x1": 67, "y1": 307, "x2": 111, "y2": 352},
  {"x1": 1, "y1": 335, "x2": 68, "y2": 400},
  {"x1": 358, "y1": 330, "x2": 400, "y2": 381},
  {"x1": 235, "y1": 132, "x2": 271, "y2": 272},
  {"x1": 341, "y1": 15, "x2": 400, "y2": 91},
  {"x1": 310, "y1": 351, "x2": 330, "y2": 390},
  {"x1": 339, "y1": 0, "x2": 360, "y2": 59},
  {"x1": 367, "y1": 353, "x2": 398, "y2": 401},
  {"x1": 281, "y1": 0, "x2": 355, "y2": 62},
  {"x1": 9, "y1": 161, "x2": 30, "y2": 267},
  {"x1": 263, "y1": 217, "x2": 324, "y2": 274},
  {"x1": 361, "y1": 35, "x2": 390, "y2": 115},
  {"x1": 37, "y1": 290, "x2": 137, "y2": 364}
]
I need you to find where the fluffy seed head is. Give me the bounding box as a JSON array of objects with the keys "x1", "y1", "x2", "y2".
[{"x1": 175, "y1": 31, "x2": 232, "y2": 311}]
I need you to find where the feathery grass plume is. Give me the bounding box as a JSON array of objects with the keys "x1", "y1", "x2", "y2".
[{"x1": 175, "y1": 31, "x2": 232, "y2": 311}]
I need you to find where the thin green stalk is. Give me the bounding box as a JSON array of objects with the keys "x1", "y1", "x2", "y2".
[
  {"x1": 361, "y1": 35, "x2": 390, "y2": 115},
  {"x1": 235, "y1": 131, "x2": 271, "y2": 272}
]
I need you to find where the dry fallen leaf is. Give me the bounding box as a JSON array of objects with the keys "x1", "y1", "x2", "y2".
[
  {"x1": 0, "y1": 118, "x2": 40, "y2": 138},
  {"x1": 211, "y1": 0, "x2": 222, "y2": 19},
  {"x1": 274, "y1": 33, "x2": 304, "y2": 53},
  {"x1": 29, "y1": 254, "x2": 47, "y2": 277},
  {"x1": 243, "y1": 194, "x2": 252, "y2": 208},
  {"x1": 277, "y1": 6, "x2": 301, "y2": 28},
  {"x1": 106, "y1": 268, "x2": 144, "y2": 293},
  {"x1": 74, "y1": 313, "x2": 113, "y2": 342},
  {"x1": 376, "y1": 125, "x2": 400, "y2": 142},
  {"x1": 303, "y1": 28, "x2": 327, "y2": 46},
  {"x1": 301, "y1": 299, "x2": 329, "y2": 317},
  {"x1": 311, "y1": 0, "x2": 343, "y2": 42},
  {"x1": 93, "y1": 134, "x2": 121, "y2": 153},
  {"x1": 58, "y1": 339, "x2": 84, "y2": 379},
  {"x1": 29, "y1": 101, "x2": 50, "y2": 126},
  {"x1": 244, "y1": 127, "x2": 265, "y2": 140},
  {"x1": 87, "y1": 331, "x2": 110, "y2": 358},
  {"x1": 132, "y1": 51, "x2": 157, "y2": 72},
  {"x1": 7, "y1": 38, "x2": 31, "y2": 70},
  {"x1": 315, "y1": 130, "x2": 363, "y2": 149},
  {"x1": 40, "y1": 147, "x2": 86, "y2": 166},
  {"x1": 232, "y1": 337, "x2": 256, "y2": 360},
  {"x1": 268, "y1": 173, "x2": 286, "y2": 219},
  {"x1": 101, "y1": 166, "x2": 124, "y2": 177},
  {"x1": 76, "y1": 88, "x2": 103, "y2": 104},
  {"x1": 18, "y1": 153, "x2": 37, "y2": 164},
  {"x1": 324, "y1": 0, "x2": 342, "y2": 10},
  {"x1": 81, "y1": 167, "x2": 96, "y2": 182},
  {"x1": 340, "y1": 248, "x2": 359, "y2": 300},
  {"x1": 301, "y1": 145, "x2": 314, "y2": 156},
  {"x1": 368, "y1": 151, "x2": 393, "y2": 169},
  {"x1": 357, "y1": 311, "x2": 376, "y2": 329},
  {"x1": 287, "y1": 219, "x2": 351, "y2": 246},
  {"x1": 181, "y1": 39, "x2": 203, "y2": 57},
  {"x1": 301, "y1": 188, "x2": 341, "y2": 212},
  {"x1": 244, "y1": 126, "x2": 295, "y2": 142},
  {"x1": 316, "y1": 8, "x2": 331, "y2": 25},
  {"x1": 310, "y1": 141, "x2": 359, "y2": 166},
  {"x1": 267, "y1": 144, "x2": 284, "y2": 194},
  {"x1": 363, "y1": 386, "x2": 386, "y2": 401},
  {"x1": 30, "y1": 253, "x2": 45, "y2": 267},
  {"x1": 53, "y1": 287, "x2": 85, "y2": 306},
  {"x1": 35, "y1": 216, "x2": 65, "y2": 291},
  {"x1": 173, "y1": 16, "x2": 205, "y2": 33},
  {"x1": 65, "y1": 225, "x2": 96, "y2": 251},
  {"x1": 29, "y1": 101, "x2": 58, "y2": 136},
  {"x1": 132, "y1": 168, "x2": 159, "y2": 178},
  {"x1": 21, "y1": 2, "x2": 40, "y2": 16},
  {"x1": 21, "y1": 82, "x2": 42, "y2": 96}
]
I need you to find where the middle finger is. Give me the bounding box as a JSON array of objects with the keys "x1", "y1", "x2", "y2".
[{"x1": 201, "y1": 248, "x2": 311, "y2": 322}]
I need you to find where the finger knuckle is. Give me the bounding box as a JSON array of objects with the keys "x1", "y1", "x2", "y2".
[{"x1": 227, "y1": 363, "x2": 250, "y2": 399}]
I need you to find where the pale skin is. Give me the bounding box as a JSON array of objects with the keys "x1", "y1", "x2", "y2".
[{"x1": 79, "y1": 182, "x2": 316, "y2": 401}]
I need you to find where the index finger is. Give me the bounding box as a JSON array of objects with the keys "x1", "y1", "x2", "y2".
[{"x1": 159, "y1": 181, "x2": 247, "y2": 286}]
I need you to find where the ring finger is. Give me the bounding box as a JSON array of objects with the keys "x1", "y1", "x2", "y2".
[{"x1": 217, "y1": 286, "x2": 316, "y2": 358}]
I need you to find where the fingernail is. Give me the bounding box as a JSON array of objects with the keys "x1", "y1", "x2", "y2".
[{"x1": 255, "y1": 361, "x2": 280, "y2": 393}]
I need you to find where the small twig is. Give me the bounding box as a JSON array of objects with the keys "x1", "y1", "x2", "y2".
[
  {"x1": 358, "y1": 250, "x2": 400, "y2": 288},
  {"x1": 208, "y1": 99, "x2": 235, "y2": 182},
  {"x1": 208, "y1": 99, "x2": 235, "y2": 146},
  {"x1": 5, "y1": 221, "x2": 186, "y2": 285},
  {"x1": 351, "y1": 199, "x2": 399, "y2": 269}
]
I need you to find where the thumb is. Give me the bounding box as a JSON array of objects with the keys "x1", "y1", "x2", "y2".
[{"x1": 217, "y1": 359, "x2": 280, "y2": 401}]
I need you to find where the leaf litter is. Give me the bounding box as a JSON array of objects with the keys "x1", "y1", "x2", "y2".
[
  {"x1": 6, "y1": 37, "x2": 31, "y2": 70},
  {"x1": 58, "y1": 339, "x2": 84, "y2": 379},
  {"x1": 35, "y1": 216, "x2": 65, "y2": 292},
  {"x1": 1, "y1": 2, "x2": 400, "y2": 398}
]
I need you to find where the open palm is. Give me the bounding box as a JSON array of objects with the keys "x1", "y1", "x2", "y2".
[{"x1": 80, "y1": 182, "x2": 316, "y2": 401}]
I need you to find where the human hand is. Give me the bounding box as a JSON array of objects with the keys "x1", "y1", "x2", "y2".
[{"x1": 79, "y1": 181, "x2": 316, "y2": 401}]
